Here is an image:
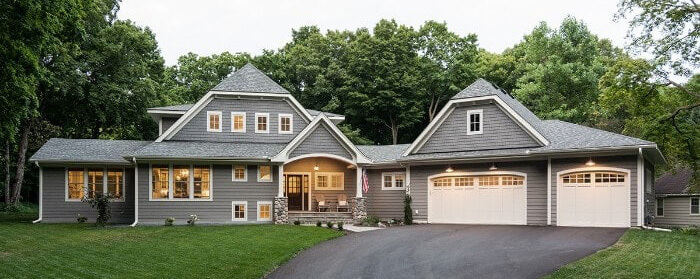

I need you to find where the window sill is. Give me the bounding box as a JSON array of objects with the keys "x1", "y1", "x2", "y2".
[
  {"x1": 232, "y1": 179, "x2": 248, "y2": 182},
  {"x1": 148, "y1": 198, "x2": 213, "y2": 202},
  {"x1": 381, "y1": 187, "x2": 406, "y2": 191}
]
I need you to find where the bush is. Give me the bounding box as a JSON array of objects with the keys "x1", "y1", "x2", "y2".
[
  {"x1": 1, "y1": 202, "x2": 36, "y2": 213},
  {"x1": 316, "y1": 220, "x2": 322, "y2": 227},
  {"x1": 326, "y1": 221, "x2": 334, "y2": 229},
  {"x1": 337, "y1": 221, "x2": 344, "y2": 231},
  {"x1": 187, "y1": 214, "x2": 199, "y2": 226},
  {"x1": 404, "y1": 194, "x2": 413, "y2": 225},
  {"x1": 678, "y1": 226, "x2": 699, "y2": 235},
  {"x1": 165, "y1": 217, "x2": 175, "y2": 226},
  {"x1": 77, "y1": 214, "x2": 87, "y2": 223},
  {"x1": 294, "y1": 220, "x2": 301, "y2": 225},
  {"x1": 83, "y1": 193, "x2": 111, "y2": 226},
  {"x1": 363, "y1": 215, "x2": 380, "y2": 227}
]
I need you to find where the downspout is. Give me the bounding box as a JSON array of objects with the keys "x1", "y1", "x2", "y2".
[
  {"x1": 546, "y1": 158, "x2": 551, "y2": 226},
  {"x1": 32, "y1": 161, "x2": 42, "y2": 224},
  {"x1": 130, "y1": 157, "x2": 139, "y2": 227}
]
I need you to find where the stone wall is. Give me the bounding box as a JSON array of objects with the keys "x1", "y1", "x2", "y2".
[
  {"x1": 274, "y1": 197, "x2": 289, "y2": 224},
  {"x1": 351, "y1": 197, "x2": 367, "y2": 222}
]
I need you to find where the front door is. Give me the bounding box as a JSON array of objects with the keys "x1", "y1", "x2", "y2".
[{"x1": 286, "y1": 175, "x2": 308, "y2": 211}]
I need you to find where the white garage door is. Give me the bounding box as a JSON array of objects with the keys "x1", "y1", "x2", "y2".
[
  {"x1": 428, "y1": 174, "x2": 526, "y2": 225},
  {"x1": 557, "y1": 171, "x2": 630, "y2": 227}
]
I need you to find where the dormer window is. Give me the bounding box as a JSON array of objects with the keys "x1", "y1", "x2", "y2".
[
  {"x1": 231, "y1": 112, "x2": 246, "y2": 133},
  {"x1": 255, "y1": 113, "x2": 269, "y2": 133},
  {"x1": 467, "y1": 109, "x2": 483, "y2": 135},
  {"x1": 278, "y1": 114, "x2": 292, "y2": 134},
  {"x1": 207, "y1": 111, "x2": 222, "y2": 132}
]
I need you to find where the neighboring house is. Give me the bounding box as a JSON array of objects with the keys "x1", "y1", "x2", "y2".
[
  {"x1": 29, "y1": 63, "x2": 665, "y2": 228},
  {"x1": 653, "y1": 168, "x2": 699, "y2": 227}
]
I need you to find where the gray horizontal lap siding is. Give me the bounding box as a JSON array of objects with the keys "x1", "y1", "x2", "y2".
[
  {"x1": 137, "y1": 164, "x2": 278, "y2": 224},
  {"x1": 161, "y1": 117, "x2": 179, "y2": 134},
  {"x1": 655, "y1": 197, "x2": 700, "y2": 227},
  {"x1": 366, "y1": 168, "x2": 406, "y2": 221},
  {"x1": 550, "y1": 155, "x2": 639, "y2": 226},
  {"x1": 290, "y1": 124, "x2": 353, "y2": 161},
  {"x1": 417, "y1": 104, "x2": 540, "y2": 154},
  {"x1": 169, "y1": 97, "x2": 306, "y2": 143},
  {"x1": 408, "y1": 161, "x2": 548, "y2": 225},
  {"x1": 42, "y1": 167, "x2": 135, "y2": 223}
]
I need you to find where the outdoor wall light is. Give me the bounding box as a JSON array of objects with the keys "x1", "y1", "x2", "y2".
[
  {"x1": 446, "y1": 165, "x2": 454, "y2": 173},
  {"x1": 313, "y1": 165, "x2": 320, "y2": 171},
  {"x1": 585, "y1": 157, "x2": 596, "y2": 166},
  {"x1": 489, "y1": 163, "x2": 498, "y2": 171}
]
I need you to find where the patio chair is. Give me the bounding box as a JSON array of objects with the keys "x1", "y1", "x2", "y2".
[
  {"x1": 337, "y1": 194, "x2": 349, "y2": 212},
  {"x1": 316, "y1": 194, "x2": 330, "y2": 212}
]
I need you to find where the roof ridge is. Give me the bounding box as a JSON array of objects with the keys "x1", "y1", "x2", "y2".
[{"x1": 212, "y1": 63, "x2": 289, "y2": 94}]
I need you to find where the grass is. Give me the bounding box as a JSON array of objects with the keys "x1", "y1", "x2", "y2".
[
  {"x1": 547, "y1": 229, "x2": 700, "y2": 278},
  {"x1": 0, "y1": 209, "x2": 343, "y2": 279}
]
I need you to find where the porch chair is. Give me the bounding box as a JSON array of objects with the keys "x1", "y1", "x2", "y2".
[
  {"x1": 337, "y1": 194, "x2": 349, "y2": 212},
  {"x1": 316, "y1": 194, "x2": 331, "y2": 212}
]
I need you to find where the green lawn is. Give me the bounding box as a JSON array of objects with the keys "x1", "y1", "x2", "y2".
[
  {"x1": 547, "y1": 229, "x2": 700, "y2": 278},
  {"x1": 0, "y1": 210, "x2": 343, "y2": 279}
]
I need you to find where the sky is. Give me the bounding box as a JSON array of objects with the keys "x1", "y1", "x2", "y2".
[{"x1": 118, "y1": 0, "x2": 630, "y2": 65}]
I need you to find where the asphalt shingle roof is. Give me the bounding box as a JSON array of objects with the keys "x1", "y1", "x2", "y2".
[
  {"x1": 132, "y1": 141, "x2": 286, "y2": 159},
  {"x1": 212, "y1": 63, "x2": 289, "y2": 93},
  {"x1": 655, "y1": 168, "x2": 696, "y2": 195},
  {"x1": 30, "y1": 138, "x2": 150, "y2": 164},
  {"x1": 358, "y1": 144, "x2": 410, "y2": 163},
  {"x1": 148, "y1": 104, "x2": 194, "y2": 111}
]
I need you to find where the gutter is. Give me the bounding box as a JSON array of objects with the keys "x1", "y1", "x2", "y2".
[
  {"x1": 641, "y1": 225, "x2": 672, "y2": 232},
  {"x1": 130, "y1": 157, "x2": 139, "y2": 227},
  {"x1": 32, "y1": 161, "x2": 42, "y2": 224}
]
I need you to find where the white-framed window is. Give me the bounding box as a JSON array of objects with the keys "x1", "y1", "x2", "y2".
[
  {"x1": 433, "y1": 178, "x2": 452, "y2": 188},
  {"x1": 149, "y1": 164, "x2": 213, "y2": 201},
  {"x1": 231, "y1": 112, "x2": 246, "y2": 133},
  {"x1": 382, "y1": 172, "x2": 406, "y2": 190},
  {"x1": 65, "y1": 168, "x2": 125, "y2": 202},
  {"x1": 454, "y1": 177, "x2": 474, "y2": 187},
  {"x1": 278, "y1": 113, "x2": 293, "y2": 134},
  {"x1": 466, "y1": 109, "x2": 483, "y2": 135},
  {"x1": 315, "y1": 172, "x2": 344, "y2": 190},
  {"x1": 656, "y1": 198, "x2": 664, "y2": 217},
  {"x1": 431, "y1": 175, "x2": 526, "y2": 189},
  {"x1": 478, "y1": 176, "x2": 499, "y2": 186},
  {"x1": 255, "y1": 113, "x2": 269, "y2": 133},
  {"x1": 207, "y1": 111, "x2": 222, "y2": 132},
  {"x1": 258, "y1": 165, "x2": 272, "y2": 182},
  {"x1": 232, "y1": 201, "x2": 247, "y2": 221},
  {"x1": 232, "y1": 165, "x2": 247, "y2": 181},
  {"x1": 691, "y1": 197, "x2": 699, "y2": 215},
  {"x1": 257, "y1": 201, "x2": 272, "y2": 221}
]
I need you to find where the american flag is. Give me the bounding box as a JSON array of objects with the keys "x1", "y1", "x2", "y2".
[{"x1": 362, "y1": 169, "x2": 369, "y2": 193}]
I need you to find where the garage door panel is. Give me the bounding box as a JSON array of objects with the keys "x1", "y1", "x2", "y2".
[{"x1": 558, "y1": 171, "x2": 630, "y2": 227}]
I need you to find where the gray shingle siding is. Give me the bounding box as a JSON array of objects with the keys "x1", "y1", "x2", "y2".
[
  {"x1": 169, "y1": 97, "x2": 307, "y2": 143},
  {"x1": 417, "y1": 104, "x2": 540, "y2": 154},
  {"x1": 290, "y1": 123, "x2": 353, "y2": 160},
  {"x1": 161, "y1": 117, "x2": 179, "y2": 134},
  {"x1": 366, "y1": 168, "x2": 407, "y2": 220},
  {"x1": 137, "y1": 164, "x2": 279, "y2": 224},
  {"x1": 550, "y1": 155, "x2": 639, "y2": 226},
  {"x1": 41, "y1": 167, "x2": 135, "y2": 223},
  {"x1": 654, "y1": 196, "x2": 700, "y2": 227}
]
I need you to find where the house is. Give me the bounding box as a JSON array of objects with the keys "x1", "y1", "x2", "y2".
[
  {"x1": 653, "y1": 168, "x2": 699, "y2": 227},
  {"x1": 29, "y1": 63, "x2": 665, "y2": 228}
]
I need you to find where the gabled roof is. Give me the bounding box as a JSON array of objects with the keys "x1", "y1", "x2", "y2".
[
  {"x1": 148, "y1": 104, "x2": 194, "y2": 112},
  {"x1": 132, "y1": 141, "x2": 286, "y2": 160},
  {"x1": 212, "y1": 63, "x2": 289, "y2": 93},
  {"x1": 357, "y1": 144, "x2": 410, "y2": 164},
  {"x1": 655, "y1": 168, "x2": 696, "y2": 195},
  {"x1": 29, "y1": 138, "x2": 150, "y2": 164}
]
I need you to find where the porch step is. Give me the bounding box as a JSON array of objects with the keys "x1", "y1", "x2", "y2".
[{"x1": 288, "y1": 211, "x2": 353, "y2": 224}]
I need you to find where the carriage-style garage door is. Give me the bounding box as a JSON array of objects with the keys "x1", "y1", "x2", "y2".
[
  {"x1": 557, "y1": 170, "x2": 630, "y2": 227},
  {"x1": 428, "y1": 173, "x2": 527, "y2": 225}
]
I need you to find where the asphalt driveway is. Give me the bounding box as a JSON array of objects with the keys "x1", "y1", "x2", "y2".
[{"x1": 266, "y1": 225, "x2": 625, "y2": 279}]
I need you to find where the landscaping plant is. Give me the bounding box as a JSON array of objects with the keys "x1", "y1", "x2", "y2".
[
  {"x1": 76, "y1": 214, "x2": 87, "y2": 223},
  {"x1": 83, "y1": 193, "x2": 111, "y2": 226},
  {"x1": 316, "y1": 220, "x2": 322, "y2": 227},
  {"x1": 187, "y1": 214, "x2": 199, "y2": 226},
  {"x1": 165, "y1": 217, "x2": 175, "y2": 226},
  {"x1": 294, "y1": 220, "x2": 301, "y2": 225},
  {"x1": 326, "y1": 221, "x2": 333, "y2": 229},
  {"x1": 404, "y1": 194, "x2": 413, "y2": 225},
  {"x1": 337, "y1": 221, "x2": 344, "y2": 231}
]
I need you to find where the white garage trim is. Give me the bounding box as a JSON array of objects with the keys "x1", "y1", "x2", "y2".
[{"x1": 556, "y1": 167, "x2": 631, "y2": 228}]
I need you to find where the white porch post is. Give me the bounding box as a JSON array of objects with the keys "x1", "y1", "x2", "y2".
[
  {"x1": 278, "y1": 164, "x2": 284, "y2": 197},
  {"x1": 356, "y1": 165, "x2": 363, "y2": 197}
]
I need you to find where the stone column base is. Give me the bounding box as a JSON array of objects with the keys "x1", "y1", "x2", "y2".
[
  {"x1": 351, "y1": 197, "x2": 367, "y2": 222},
  {"x1": 273, "y1": 197, "x2": 289, "y2": 224}
]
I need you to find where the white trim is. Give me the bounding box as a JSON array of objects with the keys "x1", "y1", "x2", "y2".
[
  {"x1": 278, "y1": 165, "x2": 285, "y2": 197},
  {"x1": 466, "y1": 109, "x2": 483, "y2": 135},
  {"x1": 427, "y1": 171, "x2": 528, "y2": 181},
  {"x1": 232, "y1": 164, "x2": 248, "y2": 181},
  {"x1": 284, "y1": 153, "x2": 356, "y2": 165},
  {"x1": 64, "y1": 167, "x2": 126, "y2": 203},
  {"x1": 158, "y1": 118, "x2": 163, "y2": 135},
  {"x1": 314, "y1": 172, "x2": 344, "y2": 191},
  {"x1": 381, "y1": 172, "x2": 406, "y2": 190},
  {"x1": 547, "y1": 158, "x2": 551, "y2": 225},
  {"x1": 65, "y1": 168, "x2": 84, "y2": 202},
  {"x1": 232, "y1": 201, "x2": 248, "y2": 221},
  {"x1": 278, "y1": 113, "x2": 293, "y2": 134},
  {"x1": 147, "y1": 109, "x2": 188, "y2": 115},
  {"x1": 33, "y1": 165, "x2": 43, "y2": 223},
  {"x1": 231, "y1": 112, "x2": 246, "y2": 133},
  {"x1": 255, "y1": 113, "x2": 270, "y2": 133},
  {"x1": 148, "y1": 164, "x2": 214, "y2": 201},
  {"x1": 356, "y1": 166, "x2": 363, "y2": 197},
  {"x1": 131, "y1": 160, "x2": 138, "y2": 227},
  {"x1": 257, "y1": 165, "x2": 273, "y2": 182},
  {"x1": 257, "y1": 201, "x2": 273, "y2": 221},
  {"x1": 690, "y1": 197, "x2": 700, "y2": 215},
  {"x1": 404, "y1": 95, "x2": 550, "y2": 156},
  {"x1": 206, "y1": 111, "x2": 222, "y2": 132},
  {"x1": 638, "y1": 148, "x2": 644, "y2": 226},
  {"x1": 656, "y1": 198, "x2": 664, "y2": 217}
]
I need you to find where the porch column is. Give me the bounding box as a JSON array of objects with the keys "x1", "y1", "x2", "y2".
[
  {"x1": 274, "y1": 164, "x2": 288, "y2": 224},
  {"x1": 277, "y1": 164, "x2": 284, "y2": 197},
  {"x1": 352, "y1": 165, "x2": 367, "y2": 222},
  {"x1": 356, "y1": 165, "x2": 363, "y2": 197}
]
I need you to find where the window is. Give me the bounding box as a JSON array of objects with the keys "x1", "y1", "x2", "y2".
[
  {"x1": 257, "y1": 201, "x2": 272, "y2": 221},
  {"x1": 107, "y1": 170, "x2": 124, "y2": 201},
  {"x1": 656, "y1": 198, "x2": 664, "y2": 216},
  {"x1": 502, "y1": 176, "x2": 524, "y2": 186},
  {"x1": 193, "y1": 166, "x2": 210, "y2": 199},
  {"x1": 207, "y1": 111, "x2": 222, "y2": 132},
  {"x1": 87, "y1": 169, "x2": 103, "y2": 199},
  {"x1": 478, "y1": 176, "x2": 499, "y2": 186},
  {"x1": 151, "y1": 165, "x2": 169, "y2": 199},
  {"x1": 595, "y1": 172, "x2": 625, "y2": 183},
  {"x1": 232, "y1": 201, "x2": 247, "y2": 221},
  {"x1": 258, "y1": 165, "x2": 272, "y2": 182},
  {"x1": 232, "y1": 165, "x2": 247, "y2": 181},
  {"x1": 467, "y1": 109, "x2": 483, "y2": 135},
  {"x1": 278, "y1": 114, "x2": 293, "y2": 134},
  {"x1": 455, "y1": 177, "x2": 474, "y2": 187},
  {"x1": 562, "y1": 173, "x2": 592, "y2": 185},
  {"x1": 691, "y1": 198, "x2": 699, "y2": 215},
  {"x1": 315, "y1": 172, "x2": 344, "y2": 190},
  {"x1": 432, "y1": 175, "x2": 526, "y2": 189},
  {"x1": 67, "y1": 169, "x2": 85, "y2": 201},
  {"x1": 382, "y1": 172, "x2": 406, "y2": 190},
  {"x1": 173, "y1": 165, "x2": 190, "y2": 199},
  {"x1": 255, "y1": 113, "x2": 269, "y2": 133},
  {"x1": 433, "y1": 178, "x2": 452, "y2": 188},
  {"x1": 231, "y1": 112, "x2": 246, "y2": 132}
]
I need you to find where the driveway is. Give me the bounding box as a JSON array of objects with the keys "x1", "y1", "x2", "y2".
[{"x1": 266, "y1": 225, "x2": 625, "y2": 279}]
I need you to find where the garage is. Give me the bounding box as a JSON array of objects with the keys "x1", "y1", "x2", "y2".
[
  {"x1": 557, "y1": 169, "x2": 630, "y2": 227},
  {"x1": 428, "y1": 172, "x2": 527, "y2": 224}
]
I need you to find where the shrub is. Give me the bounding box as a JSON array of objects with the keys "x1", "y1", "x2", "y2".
[
  {"x1": 77, "y1": 214, "x2": 87, "y2": 223},
  {"x1": 363, "y1": 215, "x2": 380, "y2": 227},
  {"x1": 326, "y1": 221, "x2": 334, "y2": 229},
  {"x1": 83, "y1": 193, "x2": 112, "y2": 226},
  {"x1": 678, "y1": 226, "x2": 699, "y2": 235},
  {"x1": 404, "y1": 194, "x2": 413, "y2": 225},
  {"x1": 337, "y1": 221, "x2": 344, "y2": 231},
  {"x1": 1, "y1": 202, "x2": 35, "y2": 213},
  {"x1": 165, "y1": 217, "x2": 175, "y2": 226},
  {"x1": 187, "y1": 214, "x2": 199, "y2": 226},
  {"x1": 294, "y1": 220, "x2": 301, "y2": 225},
  {"x1": 316, "y1": 220, "x2": 322, "y2": 227}
]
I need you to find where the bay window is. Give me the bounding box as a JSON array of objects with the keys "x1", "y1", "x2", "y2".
[{"x1": 150, "y1": 164, "x2": 213, "y2": 201}]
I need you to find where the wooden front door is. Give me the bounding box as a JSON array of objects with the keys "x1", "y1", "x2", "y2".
[{"x1": 286, "y1": 175, "x2": 308, "y2": 211}]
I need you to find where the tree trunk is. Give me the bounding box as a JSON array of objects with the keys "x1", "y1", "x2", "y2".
[
  {"x1": 428, "y1": 96, "x2": 438, "y2": 121},
  {"x1": 3, "y1": 140, "x2": 9, "y2": 204},
  {"x1": 390, "y1": 116, "x2": 398, "y2": 145},
  {"x1": 10, "y1": 120, "x2": 31, "y2": 204}
]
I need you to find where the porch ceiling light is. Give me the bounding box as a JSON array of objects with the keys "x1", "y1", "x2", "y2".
[
  {"x1": 489, "y1": 163, "x2": 498, "y2": 171},
  {"x1": 585, "y1": 157, "x2": 596, "y2": 166},
  {"x1": 313, "y1": 165, "x2": 320, "y2": 171},
  {"x1": 446, "y1": 165, "x2": 454, "y2": 173}
]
